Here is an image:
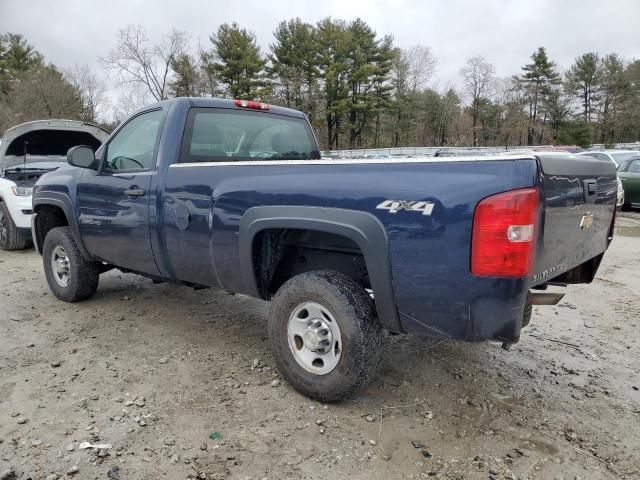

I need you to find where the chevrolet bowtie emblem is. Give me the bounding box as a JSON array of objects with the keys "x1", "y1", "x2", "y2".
[{"x1": 579, "y1": 212, "x2": 594, "y2": 230}]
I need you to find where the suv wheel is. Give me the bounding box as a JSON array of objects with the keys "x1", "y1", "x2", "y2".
[
  {"x1": 43, "y1": 226, "x2": 100, "y2": 302},
  {"x1": 268, "y1": 270, "x2": 383, "y2": 402},
  {"x1": 0, "y1": 202, "x2": 27, "y2": 250}
]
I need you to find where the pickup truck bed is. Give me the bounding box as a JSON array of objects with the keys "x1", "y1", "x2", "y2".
[
  {"x1": 31, "y1": 97, "x2": 617, "y2": 401},
  {"x1": 161, "y1": 152, "x2": 615, "y2": 342}
]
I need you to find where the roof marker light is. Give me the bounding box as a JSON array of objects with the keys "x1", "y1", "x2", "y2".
[{"x1": 233, "y1": 99, "x2": 269, "y2": 111}]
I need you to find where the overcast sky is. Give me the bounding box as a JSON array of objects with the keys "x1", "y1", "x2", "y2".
[{"x1": 1, "y1": 0, "x2": 639, "y2": 112}]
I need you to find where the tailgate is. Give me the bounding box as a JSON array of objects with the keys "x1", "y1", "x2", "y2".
[{"x1": 532, "y1": 153, "x2": 616, "y2": 285}]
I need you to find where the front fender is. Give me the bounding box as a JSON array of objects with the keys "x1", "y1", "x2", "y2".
[
  {"x1": 32, "y1": 192, "x2": 91, "y2": 260},
  {"x1": 239, "y1": 206, "x2": 402, "y2": 333}
]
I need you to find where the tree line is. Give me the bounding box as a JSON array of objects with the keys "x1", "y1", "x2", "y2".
[{"x1": 1, "y1": 20, "x2": 639, "y2": 149}]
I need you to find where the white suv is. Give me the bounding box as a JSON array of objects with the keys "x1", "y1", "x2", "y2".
[{"x1": 0, "y1": 120, "x2": 108, "y2": 250}]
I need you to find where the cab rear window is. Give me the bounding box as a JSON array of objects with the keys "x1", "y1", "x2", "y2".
[{"x1": 179, "y1": 108, "x2": 320, "y2": 163}]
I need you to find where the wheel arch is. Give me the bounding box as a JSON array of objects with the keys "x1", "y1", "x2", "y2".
[
  {"x1": 33, "y1": 194, "x2": 90, "y2": 259},
  {"x1": 239, "y1": 206, "x2": 402, "y2": 332}
]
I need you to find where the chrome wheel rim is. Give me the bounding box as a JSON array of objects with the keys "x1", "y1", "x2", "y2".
[
  {"x1": 287, "y1": 301, "x2": 342, "y2": 375},
  {"x1": 51, "y1": 245, "x2": 71, "y2": 287},
  {"x1": 0, "y1": 210, "x2": 7, "y2": 244}
]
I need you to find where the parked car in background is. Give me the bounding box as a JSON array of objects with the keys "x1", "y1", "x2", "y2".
[
  {"x1": 434, "y1": 149, "x2": 495, "y2": 157},
  {"x1": 0, "y1": 120, "x2": 109, "y2": 250},
  {"x1": 617, "y1": 155, "x2": 640, "y2": 210},
  {"x1": 581, "y1": 149, "x2": 639, "y2": 167},
  {"x1": 579, "y1": 150, "x2": 639, "y2": 210}
]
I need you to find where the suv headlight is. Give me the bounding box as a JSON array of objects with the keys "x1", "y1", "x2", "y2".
[{"x1": 11, "y1": 186, "x2": 33, "y2": 196}]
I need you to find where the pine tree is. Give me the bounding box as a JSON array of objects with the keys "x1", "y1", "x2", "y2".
[
  {"x1": 268, "y1": 18, "x2": 318, "y2": 114},
  {"x1": 344, "y1": 19, "x2": 379, "y2": 148},
  {"x1": 0, "y1": 33, "x2": 43, "y2": 96},
  {"x1": 371, "y1": 35, "x2": 394, "y2": 147},
  {"x1": 520, "y1": 47, "x2": 560, "y2": 145},
  {"x1": 205, "y1": 23, "x2": 267, "y2": 100},
  {"x1": 566, "y1": 52, "x2": 601, "y2": 123},
  {"x1": 315, "y1": 18, "x2": 351, "y2": 149},
  {"x1": 598, "y1": 54, "x2": 627, "y2": 144},
  {"x1": 619, "y1": 60, "x2": 640, "y2": 142},
  {"x1": 169, "y1": 53, "x2": 203, "y2": 97}
]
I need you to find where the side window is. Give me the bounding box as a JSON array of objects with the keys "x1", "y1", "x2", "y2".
[
  {"x1": 627, "y1": 160, "x2": 640, "y2": 173},
  {"x1": 104, "y1": 109, "x2": 163, "y2": 172}
]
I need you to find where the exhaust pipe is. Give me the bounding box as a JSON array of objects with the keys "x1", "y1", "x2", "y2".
[{"x1": 530, "y1": 292, "x2": 565, "y2": 305}]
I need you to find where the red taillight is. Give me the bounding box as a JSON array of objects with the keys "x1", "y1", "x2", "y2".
[
  {"x1": 471, "y1": 187, "x2": 540, "y2": 278},
  {"x1": 233, "y1": 99, "x2": 269, "y2": 110}
]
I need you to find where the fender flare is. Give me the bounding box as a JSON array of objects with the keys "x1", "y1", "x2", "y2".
[
  {"x1": 32, "y1": 193, "x2": 91, "y2": 260},
  {"x1": 239, "y1": 206, "x2": 402, "y2": 333}
]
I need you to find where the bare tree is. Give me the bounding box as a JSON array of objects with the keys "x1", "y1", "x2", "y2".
[
  {"x1": 101, "y1": 25, "x2": 187, "y2": 102},
  {"x1": 110, "y1": 83, "x2": 151, "y2": 123},
  {"x1": 65, "y1": 64, "x2": 106, "y2": 123},
  {"x1": 460, "y1": 55, "x2": 495, "y2": 146},
  {"x1": 405, "y1": 44, "x2": 437, "y2": 93}
]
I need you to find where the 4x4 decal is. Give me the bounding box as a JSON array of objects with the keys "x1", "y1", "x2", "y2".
[{"x1": 376, "y1": 200, "x2": 434, "y2": 216}]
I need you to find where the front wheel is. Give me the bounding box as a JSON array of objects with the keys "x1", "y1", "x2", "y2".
[
  {"x1": 0, "y1": 202, "x2": 27, "y2": 250},
  {"x1": 268, "y1": 270, "x2": 383, "y2": 402},
  {"x1": 42, "y1": 227, "x2": 100, "y2": 302}
]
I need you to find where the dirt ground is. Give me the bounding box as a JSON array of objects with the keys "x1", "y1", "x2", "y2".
[{"x1": 1, "y1": 213, "x2": 640, "y2": 480}]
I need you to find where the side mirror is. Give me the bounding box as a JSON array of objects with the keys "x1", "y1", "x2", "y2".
[{"x1": 67, "y1": 145, "x2": 96, "y2": 169}]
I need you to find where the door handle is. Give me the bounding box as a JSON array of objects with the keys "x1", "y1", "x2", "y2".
[
  {"x1": 124, "y1": 188, "x2": 145, "y2": 197},
  {"x1": 583, "y1": 179, "x2": 597, "y2": 203}
]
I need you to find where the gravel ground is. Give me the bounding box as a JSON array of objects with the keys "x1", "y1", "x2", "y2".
[{"x1": 1, "y1": 212, "x2": 640, "y2": 480}]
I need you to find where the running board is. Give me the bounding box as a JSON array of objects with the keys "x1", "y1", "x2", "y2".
[{"x1": 530, "y1": 292, "x2": 565, "y2": 305}]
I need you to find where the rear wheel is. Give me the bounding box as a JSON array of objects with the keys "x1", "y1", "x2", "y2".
[
  {"x1": 43, "y1": 227, "x2": 100, "y2": 302},
  {"x1": 268, "y1": 270, "x2": 383, "y2": 402},
  {"x1": 522, "y1": 293, "x2": 533, "y2": 329},
  {"x1": 0, "y1": 202, "x2": 27, "y2": 250}
]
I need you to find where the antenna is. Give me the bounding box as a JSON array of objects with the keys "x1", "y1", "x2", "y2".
[{"x1": 23, "y1": 140, "x2": 29, "y2": 181}]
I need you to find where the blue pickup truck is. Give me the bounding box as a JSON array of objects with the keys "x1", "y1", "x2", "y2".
[{"x1": 31, "y1": 98, "x2": 617, "y2": 401}]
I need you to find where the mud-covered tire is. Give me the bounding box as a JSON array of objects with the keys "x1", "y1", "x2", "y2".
[
  {"x1": 0, "y1": 202, "x2": 27, "y2": 250},
  {"x1": 268, "y1": 270, "x2": 383, "y2": 402},
  {"x1": 43, "y1": 226, "x2": 100, "y2": 302}
]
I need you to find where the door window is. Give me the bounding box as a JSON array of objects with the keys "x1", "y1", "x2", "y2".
[{"x1": 104, "y1": 110, "x2": 163, "y2": 172}]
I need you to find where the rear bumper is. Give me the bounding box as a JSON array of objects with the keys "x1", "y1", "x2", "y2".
[{"x1": 398, "y1": 277, "x2": 530, "y2": 343}]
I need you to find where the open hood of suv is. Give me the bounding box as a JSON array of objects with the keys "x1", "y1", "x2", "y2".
[{"x1": 0, "y1": 119, "x2": 109, "y2": 170}]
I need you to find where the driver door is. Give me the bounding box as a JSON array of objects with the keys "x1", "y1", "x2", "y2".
[{"x1": 77, "y1": 108, "x2": 164, "y2": 274}]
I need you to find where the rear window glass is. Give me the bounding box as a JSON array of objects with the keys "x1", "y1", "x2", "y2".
[
  {"x1": 611, "y1": 152, "x2": 637, "y2": 164},
  {"x1": 628, "y1": 160, "x2": 640, "y2": 173},
  {"x1": 180, "y1": 108, "x2": 319, "y2": 163}
]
